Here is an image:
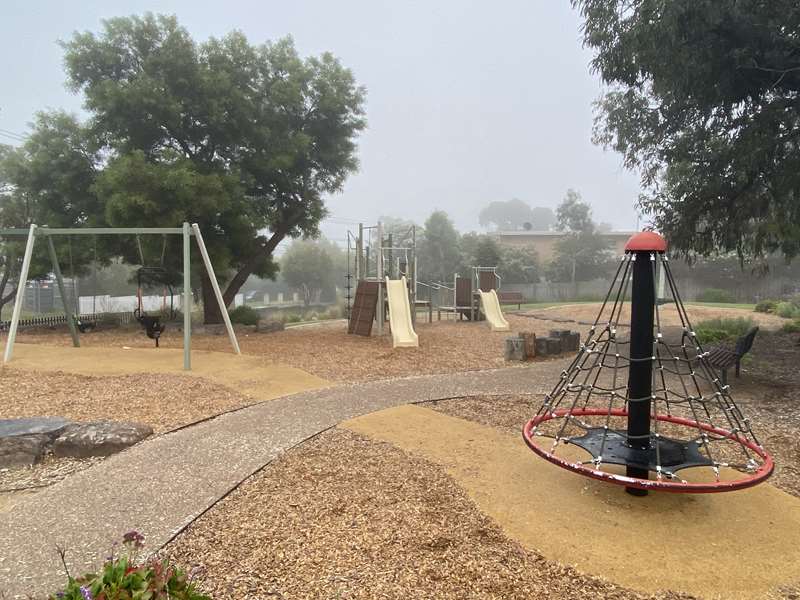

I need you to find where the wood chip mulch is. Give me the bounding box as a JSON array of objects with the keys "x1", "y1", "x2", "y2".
[
  {"x1": 0, "y1": 368, "x2": 256, "y2": 434},
  {"x1": 6, "y1": 314, "x2": 568, "y2": 383},
  {"x1": 163, "y1": 428, "x2": 692, "y2": 600}
]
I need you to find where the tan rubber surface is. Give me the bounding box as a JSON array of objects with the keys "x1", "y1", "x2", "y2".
[
  {"x1": 343, "y1": 404, "x2": 800, "y2": 599},
  {"x1": 6, "y1": 343, "x2": 329, "y2": 400}
]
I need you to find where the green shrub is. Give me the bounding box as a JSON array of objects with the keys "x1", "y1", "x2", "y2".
[
  {"x1": 696, "y1": 288, "x2": 736, "y2": 303},
  {"x1": 782, "y1": 319, "x2": 800, "y2": 333},
  {"x1": 51, "y1": 531, "x2": 209, "y2": 600},
  {"x1": 754, "y1": 299, "x2": 778, "y2": 313},
  {"x1": 286, "y1": 313, "x2": 303, "y2": 323},
  {"x1": 775, "y1": 301, "x2": 800, "y2": 319},
  {"x1": 695, "y1": 317, "x2": 757, "y2": 345},
  {"x1": 229, "y1": 305, "x2": 259, "y2": 326}
]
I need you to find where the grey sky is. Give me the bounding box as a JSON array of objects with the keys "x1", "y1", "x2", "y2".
[{"x1": 0, "y1": 0, "x2": 641, "y2": 244}]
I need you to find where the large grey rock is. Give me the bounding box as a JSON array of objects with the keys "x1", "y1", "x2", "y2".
[
  {"x1": 0, "y1": 417, "x2": 71, "y2": 468},
  {"x1": 53, "y1": 421, "x2": 154, "y2": 459},
  {"x1": 0, "y1": 434, "x2": 51, "y2": 468},
  {"x1": 0, "y1": 417, "x2": 70, "y2": 438}
]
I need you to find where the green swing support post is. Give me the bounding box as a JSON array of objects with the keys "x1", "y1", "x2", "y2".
[
  {"x1": 46, "y1": 235, "x2": 80, "y2": 348},
  {"x1": 1, "y1": 223, "x2": 239, "y2": 370}
]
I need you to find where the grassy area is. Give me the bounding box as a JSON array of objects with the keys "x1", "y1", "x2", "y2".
[
  {"x1": 685, "y1": 302, "x2": 756, "y2": 310},
  {"x1": 515, "y1": 301, "x2": 599, "y2": 311}
]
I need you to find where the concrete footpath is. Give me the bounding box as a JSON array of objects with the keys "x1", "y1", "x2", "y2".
[{"x1": 0, "y1": 365, "x2": 557, "y2": 598}]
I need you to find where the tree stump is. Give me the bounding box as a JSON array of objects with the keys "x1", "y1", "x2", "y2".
[
  {"x1": 518, "y1": 331, "x2": 537, "y2": 359},
  {"x1": 505, "y1": 337, "x2": 526, "y2": 361},
  {"x1": 549, "y1": 329, "x2": 580, "y2": 352}
]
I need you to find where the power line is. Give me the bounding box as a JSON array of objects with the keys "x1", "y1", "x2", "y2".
[{"x1": 0, "y1": 128, "x2": 27, "y2": 142}]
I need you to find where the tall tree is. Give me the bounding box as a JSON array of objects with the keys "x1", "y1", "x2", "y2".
[
  {"x1": 548, "y1": 190, "x2": 613, "y2": 282},
  {"x1": 530, "y1": 206, "x2": 557, "y2": 231},
  {"x1": 575, "y1": 0, "x2": 800, "y2": 260},
  {"x1": 499, "y1": 246, "x2": 540, "y2": 284},
  {"x1": 0, "y1": 113, "x2": 100, "y2": 315},
  {"x1": 479, "y1": 198, "x2": 533, "y2": 231},
  {"x1": 61, "y1": 14, "x2": 366, "y2": 322},
  {"x1": 280, "y1": 238, "x2": 342, "y2": 305},
  {"x1": 417, "y1": 211, "x2": 461, "y2": 283},
  {"x1": 556, "y1": 189, "x2": 594, "y2": 234}
]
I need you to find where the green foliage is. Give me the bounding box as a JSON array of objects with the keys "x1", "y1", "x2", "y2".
[
  {"x1": 754, "y1": 299, "x2": 779, "y2": 313},
  {"x1": 556, "y1": 189, "x2": 594, "y2": 234},
  {"x1": 478, "y1": 198, "x2": 555, "y2": 231},
  {"x1": 547, "y1": 190, "x2": 613, "y2": 282},
  {"x1": 472, "y1": 237, "x2": 502, "y2": 268},
  {"x1": 50, "y1": 531, "x2": 209, "y2": 600},
  {"x1": 576, "y1": 0, "x2": 800, "y2": 260},
  {"x1": 499, "y1": 246, "x2": 540, "y2": 284},
  {"x1": 417, "y1": 211, "x2": 461, "y2": 283},
  {"x1": 0, "y1": 113, "x2": 101, "y2": 313},
  {"x1": 696, "y1": 288, "x2": 736, "y2": 304},
  {"x1": 695, "y1": 317, "x2": 757, "y2": 344},
  {"x1": 775, "y1": 301, "x2": 800, "y2": 319},
  {"x1": 782, "y1": 319, "x2": 800, "y2": 333},
  {"x1": 280, "y1": 238, "x2": 343, "y2": 305},
  {"x1": 286, "y1": 313, "x2": 303, "y2": 323},
  {"x1": 229, "y1": 305, "x2": 259, "y2": 326},
  {"x1": 9, "y1": 13, "x2": 367, "y2": 324}
]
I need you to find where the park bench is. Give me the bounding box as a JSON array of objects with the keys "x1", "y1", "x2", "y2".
[
  {"x1": 497, "y1": 290, "x2": 524, "y2": 309},
  {"x1": 705, "y1": 326, "x2": 759, "y2": 385}
]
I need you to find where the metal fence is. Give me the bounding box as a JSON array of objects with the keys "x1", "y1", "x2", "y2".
[{"x1": 0, "y1": 311, "x2": 133, "y2": 332}]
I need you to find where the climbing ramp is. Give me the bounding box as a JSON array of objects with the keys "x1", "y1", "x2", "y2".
[{"x1": 523, "y1": 232, "x2": 773, "y2": 494}]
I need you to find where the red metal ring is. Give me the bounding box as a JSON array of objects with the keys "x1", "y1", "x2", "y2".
[{"x1": 522, "y1": 408, "x2": 774, "y2": 493}]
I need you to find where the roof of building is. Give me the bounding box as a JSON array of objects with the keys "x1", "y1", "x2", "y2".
[{"x1": 492, "y1": 230, "x2": 638, "y2": 237}]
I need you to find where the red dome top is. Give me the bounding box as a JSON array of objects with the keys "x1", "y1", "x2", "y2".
[{"x1": 624, "y1": 231, "x2": 667, "y2": 252}]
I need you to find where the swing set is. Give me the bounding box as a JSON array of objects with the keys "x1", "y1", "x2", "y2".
[{"x1": 0, "y1": 222, "x2": 240, "y2": 370}]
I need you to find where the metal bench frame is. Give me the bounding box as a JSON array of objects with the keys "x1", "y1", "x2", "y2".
[{"x1": 705, "y1": 326, "x2": 759, "y2": 385}]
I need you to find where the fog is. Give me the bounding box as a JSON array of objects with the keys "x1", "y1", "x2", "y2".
[{"x1": 1, "y1": 0, "x2": 641, "y2": 244}]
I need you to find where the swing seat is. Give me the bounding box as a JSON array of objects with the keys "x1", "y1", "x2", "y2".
[
  {"x1": 133, "y1": 309, "x2": 166, "y2": 347},
  {"x1": 73, "y1": 316, "x2": 97, "y2": 334}
]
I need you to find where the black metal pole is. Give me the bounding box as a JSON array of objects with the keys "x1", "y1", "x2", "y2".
[{"x1": 626, "y1": 250, "x2": 655, "y2": 496}]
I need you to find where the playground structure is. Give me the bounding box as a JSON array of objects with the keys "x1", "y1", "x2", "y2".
[
  {"x1": 0, "y1": 223, "x2": 241, "y2": 370},
  {"x1": 523, "y1": 231, "x2": 774, "y2": 494},
  {"x1": 344, "y1": 222, "x2": 511, "y2": 343},
  {"x1": 345, "y1": 221, "x2": 421, "y2": 346},
  {"x1": 437, "y1": 266, "x2": 510, "y2": 331}
]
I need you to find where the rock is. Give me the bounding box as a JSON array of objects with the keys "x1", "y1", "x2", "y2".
[
  {"x1": 0, "y1": 434, "x2": 51, "y2": 468},
  {"x1": 504, "y1": 337, "x2": 526, "y2": 361},
  {"x1": 0, "y1": 416, "x2": 71, "y2": 438},
  {"x1": 53, "y1": 421, "x2": 154, "y2": 459},
  {"x1": 256, "y1": 319, "x2": 285, "y2": 333},
  {"x1": 0, "y1": 417, "x2": 71, "y2": 468}
]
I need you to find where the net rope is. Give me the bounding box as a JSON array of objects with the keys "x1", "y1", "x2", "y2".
[{"x1": 526, "y1": 251, "x2": 769, "y2": 488}]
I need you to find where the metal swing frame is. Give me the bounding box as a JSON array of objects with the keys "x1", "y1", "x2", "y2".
[{"x1": 0, "y1": 222, "x2": 240, "y2": 370}]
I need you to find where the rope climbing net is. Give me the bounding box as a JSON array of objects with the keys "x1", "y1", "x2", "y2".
[{"x1": 522, "y1": 248, "x2": 773, "y2": 493}]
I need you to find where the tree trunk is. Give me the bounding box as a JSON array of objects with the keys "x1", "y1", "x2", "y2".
[
  {"x1": 0, "y1": 265, "x2": 17, "y2": 319},
  {"x1": 200, "y1": 271, "x2": 224, "y2": 324},
  {"x1": 201, "y1": 227, "x2": 289, "y2": 324}
]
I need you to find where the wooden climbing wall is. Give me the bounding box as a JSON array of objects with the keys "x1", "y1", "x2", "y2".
[
  {"x1": 478, "y1": 270, "x2": 498, "y2": 292},
  {"x1": 348, "y1": 280, "x2": 379, "y2": 336}
]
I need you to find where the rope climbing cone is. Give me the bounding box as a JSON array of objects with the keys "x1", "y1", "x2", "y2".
[{"x1": 522, "y1": 232, "x2": 774, "y2": 494}]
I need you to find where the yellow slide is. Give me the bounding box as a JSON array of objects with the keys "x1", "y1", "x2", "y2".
[
  {"x1": 385, "y1": 276, "x2": 419, "y2": 348},
  {"x1": 478, "y1": 289, "x2": 511, "y2": 332}
]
